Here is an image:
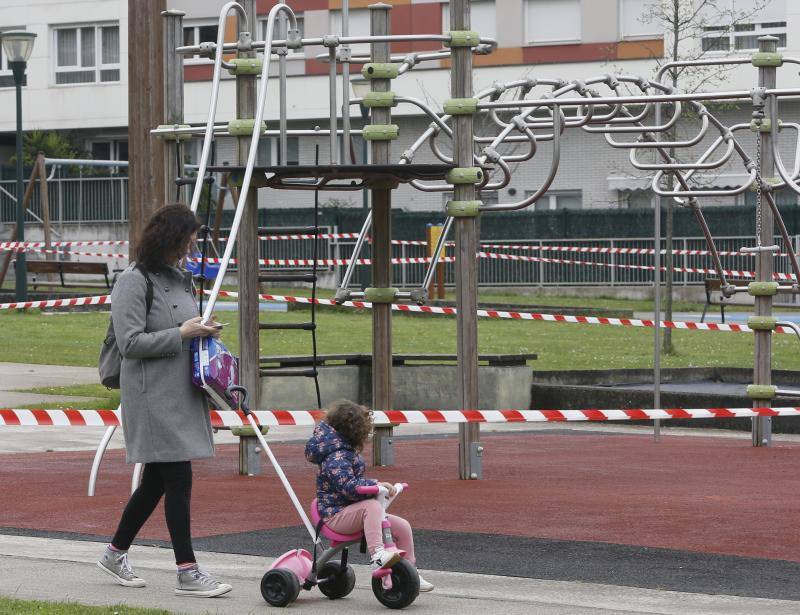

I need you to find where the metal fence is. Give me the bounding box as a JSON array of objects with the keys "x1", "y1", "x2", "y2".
[
  {"x1": 329, "y1": 235, "x2": 798, "y2": 288},
  {"x1": 0, "y1": 169, "x2": 128, "y2": 224}
]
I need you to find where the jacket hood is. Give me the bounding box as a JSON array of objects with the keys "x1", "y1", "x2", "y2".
[{"x1": 305, "y1": 420, "x2": 351, "y2": 464}]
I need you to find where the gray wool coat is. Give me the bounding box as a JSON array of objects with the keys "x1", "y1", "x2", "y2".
[{"x1": 111, "y1": 263, "x2": 214, "y2": 463}]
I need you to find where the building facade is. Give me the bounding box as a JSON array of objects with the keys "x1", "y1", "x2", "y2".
[{"x1": 0, "y1": 0, "x2": 797, "y2": 216}]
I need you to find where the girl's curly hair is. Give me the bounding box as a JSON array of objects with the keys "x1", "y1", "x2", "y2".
[
  {"x1": 135, "y1": 203, "x2": 201, "y2": 271},
  {"x1": 326, "y1": 400, "x2": 373, "y2": 451}
]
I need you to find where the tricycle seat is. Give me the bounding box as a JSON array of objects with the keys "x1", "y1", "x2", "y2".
[{"x1": 310, "y1": 498, "x2": 364, "y2": 544}]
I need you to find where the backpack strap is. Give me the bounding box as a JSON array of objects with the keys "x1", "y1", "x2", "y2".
[{"x1": 133, "y1": 263, "x2": 154, "y2": 315}]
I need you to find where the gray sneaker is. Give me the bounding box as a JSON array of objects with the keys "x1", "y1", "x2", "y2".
[
  {"x1": 175, "y1": 564, "x2": 232, "y2": 598},
  {"x1": 97, "y1": 547, "x2": 146, "y2": 587}
]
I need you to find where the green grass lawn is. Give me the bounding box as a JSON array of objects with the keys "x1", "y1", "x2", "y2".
[
  {"x1": 0, "y1": 597, "x2": 172, "y2": 615},
  {"x1": 4, "y1": 294, "x2": 800, "y2": 389}
]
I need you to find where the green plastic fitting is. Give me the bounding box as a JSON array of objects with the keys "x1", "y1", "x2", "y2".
[
  {"x1": 363, "y1": 91, "x2": 396, "y2": 108},
  {"x1": 446, "y1": 167, "x2": 484, "y2": 184},
  {"x1": 227, "y1": 119, "x2": 267, "y2": 136},
  {"x1": 443, "y1": 98, "x2": 479, "y2": 115},
  {"x1": 362, "y1": 63, "x2": 399, "y2": 79},
  {"x1": 748, "y1": 281, "x2": 779, "y2": 296},
  {"x1": 747, "y1": 316, "x2": 778, "y2": 331},
  {"x1": 445, "y1": 200, "x2": 482, "y2": 217},
  {"x1": 227, "y1": 58, "x2": 263, "y2": 75},
  {"x1": 751, "y1": 51, "x2": 783, "y2": 67},
  {"x1": 445, "y1": 30, "x2": 481, "y2": 48},
  {"x1": 746, "y1": 384, "x2": 777, "y2": 400},
  {"x1": 364, "y1": 287, "x2": 398, "y2": 303},
  {"x1": 227, "y1": 170, "x2": 268, "y2": 188},
  {"x1": 750, "y1": 119, "x2": 773, "y2": 132},
  {"x1": 231, "y1": 425, "x2": 270, "y2": 437},
  {"x1": 363, "y1": 124, "x2": 399, "y2": 140},
  {"x1": 155, "y1": 124, "x2": 192, "y2": 142}
]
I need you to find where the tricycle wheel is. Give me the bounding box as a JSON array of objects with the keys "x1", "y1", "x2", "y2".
[
  {"x1": 318, "y1": 561, "x2": 356, "y2": 599},
  {"x1": 261, "y1": 568, "x2": 301, "y2": 607},
  {"x1": 371, "y1": 559, "x2": 420, "y2": 609}
]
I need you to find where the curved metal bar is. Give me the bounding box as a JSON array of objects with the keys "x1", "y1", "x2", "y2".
[
  {"x1": 629, "y1": 133, "x2": 735, "y2": 171},
  {"x1": 606, "y1": 112, "x2": 708, "y2": 149},
  {"x1": 189, "y1": 1, "x2": 248, "y2": 213},
  {"x1": 651, "y1": 167, "x2": 756, "y2": 197},
  {"x1": 771, "y1": 99, "x2": 800, "y2": 195},
  {"x1": 479, "y1": 104, "x2": 562, "y2": 212},
  {"x1": 87, "y1": 424, "x2": 116, "y2": 496},
  {"x1": 656, "y1": 57, "x2": 751, "y2": 85},
  {"x1": 201, "y1": 3, "x2": 297, "y2": 322}
]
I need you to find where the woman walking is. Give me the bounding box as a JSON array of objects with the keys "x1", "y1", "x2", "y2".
[{"x1": 97, "y1": 203, "x2": 231, "y2": 598}]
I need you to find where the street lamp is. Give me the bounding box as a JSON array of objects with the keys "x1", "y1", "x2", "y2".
[{"x1": 1, "y1": 30, "x2": 36, "y2": 301}]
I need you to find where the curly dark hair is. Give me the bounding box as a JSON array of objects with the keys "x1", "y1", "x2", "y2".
[
  {"x1": 135, "y1": 203, "x2": 201, "y2": 271},
  {"x1": 326, "y1": 400, "x2": 373, "y2": 451}
]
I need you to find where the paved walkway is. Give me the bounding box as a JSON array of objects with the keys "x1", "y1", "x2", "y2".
[
  {"x1": 1, "y1": 535, "x2": 797, "y2": 615},
  {"x1": 0, "y1": 362, "x2": 100, "y2": 407}
]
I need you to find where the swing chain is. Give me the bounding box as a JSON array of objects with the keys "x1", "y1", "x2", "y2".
[{"x1": 752, "y1": 92, "x2": 766, "y2": 249}]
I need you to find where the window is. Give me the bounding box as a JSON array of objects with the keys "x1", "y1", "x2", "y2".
[
  {"x1": 442, "y1": 1, "x2": 496, "y2": 41},
  {"x1": 53, "y1": 24, "x2": 120, "y2": 84},
  {"x1": 620, "y1": 0, "x2": 660, "y2": 39},
  {"x1": 0, "y1": 26, "x2": 26, "y2": 88},
  {"x1": 329, "y1": 9, "x2": 371, "y2": 54},
  {"x1": 183, "y1": 22, "x2": 219, "y2": 63},
  {"x1": 261, "y1": 15, "x2": 304, "y2": 55},
  {"x1": 624, "y1": 191, "x2": 653, "y2": 209},
  {"x1": 526, "y1": 190, "x2": 582, "y2": 211},
  {"x1": 89, "y1": 139, "x2": 128, "y2": 161},
  {"x1": 525, "y1": 0, "x2": 580, "y2": 45},
  {"x1": 256, "y1": 137, "x2": 300, "y2": 166},
  {"x1": 701, "y1": 0, "x2": 787, "y2": 52}
]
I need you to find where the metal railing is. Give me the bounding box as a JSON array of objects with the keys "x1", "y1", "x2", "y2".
[{"x1": 0, "y1": 166, "x2": 128, "y2": 224}]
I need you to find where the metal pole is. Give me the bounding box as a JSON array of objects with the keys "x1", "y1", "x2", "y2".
[
  {"x1": 278, "y1": 4, "x2": 288, "y2": 164},
  {"x1": 162, "y1": 10, "x2": 186, "y2": 203},
  {"x1": 11, "y1": 61, "x2": 26, "y2": 301},
  {"x1": 752, "y1": 36, "x2": 778, "y2": 447},
  {"x1": 451, "y1": 0, "x2": 481, "y2": 479},
  {"x1": 341, "y1": 0, "x2": 351, "y2": 161},
  {"x1": 369, "y1": 3, "x2": 394, "y2": 466},
  {"x1": 238, "y1": 0, "x2": 261, "y2": 412},
  {"x1": 653, "y1": 194, "x2": 661, "y2": 441}
]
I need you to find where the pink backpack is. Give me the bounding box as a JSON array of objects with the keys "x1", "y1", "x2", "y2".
[{"x1": 191, "y1": 336, "x2": 240, "y2": 411}]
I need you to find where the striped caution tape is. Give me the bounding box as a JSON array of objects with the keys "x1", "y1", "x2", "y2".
[
  {"x1": 0, "y1": 289, "x2": 790, "y2": 337},
  {"x1": 1, "y1": 407, "x2": 798, "y2": 427}
]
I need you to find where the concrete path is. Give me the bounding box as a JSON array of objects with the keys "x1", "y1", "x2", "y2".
[
  {"x1": 0, "y1": 362, "x2": 100, "y2": 407},
  {"x1": 1, "y1": 534, "x2": 797, "y2": 615}
]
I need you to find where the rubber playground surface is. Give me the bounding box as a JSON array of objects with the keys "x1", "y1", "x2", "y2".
[{"x1": 2, "y1": 429, "x2": 800, "y2": 601}]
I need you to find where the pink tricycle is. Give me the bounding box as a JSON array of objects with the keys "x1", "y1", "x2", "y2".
[{"x1": 261, "y1": 482, "x2": 420, "y2": 609}]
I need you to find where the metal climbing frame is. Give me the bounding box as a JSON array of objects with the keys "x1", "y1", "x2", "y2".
[{"x1": 89, "y1": 3, "x2": 800, "y2": 495}]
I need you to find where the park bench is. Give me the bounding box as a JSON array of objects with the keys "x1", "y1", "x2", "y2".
[{"x1": 25, "y1": 260, "x2": 111, "y2": 290}]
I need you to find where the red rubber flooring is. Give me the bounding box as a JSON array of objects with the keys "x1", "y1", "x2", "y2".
[{"x1": 2, "y1": 431, "x2": 799, "y2": 562}]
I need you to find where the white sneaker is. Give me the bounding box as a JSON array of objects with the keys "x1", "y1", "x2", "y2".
[
  {"x1": 97, "y1": 547, "x2": 146, "y2": 588},
  {"x1": 175, "y1": 564, "x2": 232, "y2": 598},
  {"x1": 418, "y1": 574, "x2": 434, "y2": 592},
  {"x1": 370, "y1": 548, "x2": 403, "y2": 570}
]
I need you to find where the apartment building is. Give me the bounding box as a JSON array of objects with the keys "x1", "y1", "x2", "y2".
[{"x1": 0, "y1": 0, "x2": 797, "y2": 215}]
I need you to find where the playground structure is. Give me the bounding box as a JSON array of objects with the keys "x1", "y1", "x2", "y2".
[{"x1": 70, "y1": 0, "x2": 800, "y2": 484}]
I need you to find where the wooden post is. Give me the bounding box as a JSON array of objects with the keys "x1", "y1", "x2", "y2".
[
  {"x1": 128, "y1": 0, "x2": 166, "y2": 256},
  {"x1": 369, "y1": 3, "x2": 394, "y2": 466},
  {"x1": 36, "y1": 153, "x2": 54, "y2": 284},
  {"x1": 0, "y1": 162, "x2": 39, "y2": 288},
  {"x1": 162, "y1": 9, "x2": 186, "y2": 204},
  {"x1": 237, "y1": 0, "x2": 261, "y2": 411},
  {"x1": 451, "y1": 0, "x2": 481, "y2": 479}
]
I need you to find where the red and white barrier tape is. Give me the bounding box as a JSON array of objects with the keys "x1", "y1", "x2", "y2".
[
  {"x1": 0, "y1": 240, "x2": 128, "y2": 249},
  {"x1": 480, "y1": 243, "x2": 788, "y2": 257},
  {"x1": 0, "y1": 289, "x2": 790, "y2": 336},
  {"x1": 199, "y1": 256, "x2": 452, "y2": 266},
  {"x1": 1, "y1": 407, "x2": 797, "y2": 427},
  {"x1": 477, "y1": 251, "x2": 795, "y2": 281}
]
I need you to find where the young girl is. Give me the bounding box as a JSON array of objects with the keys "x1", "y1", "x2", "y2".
[{"x1": 305, "y1": 400, "x2": 433, "y2": 592}]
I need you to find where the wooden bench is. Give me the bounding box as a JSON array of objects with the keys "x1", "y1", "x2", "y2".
[{"x1": 24, "y1": 260, "x2": 111, "y2": 290}]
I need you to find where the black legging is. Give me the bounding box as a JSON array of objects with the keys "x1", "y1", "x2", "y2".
[{"x1": 111, "y1": 461, "x2": 195, "y2": 564}]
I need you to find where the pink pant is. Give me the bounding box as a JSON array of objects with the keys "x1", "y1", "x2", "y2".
[{"x1": 325, "y1": 499, "x2": 416, "y2": 564}]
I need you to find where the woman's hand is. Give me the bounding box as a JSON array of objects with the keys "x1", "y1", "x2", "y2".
[
  {"x1": 179, "y1": 316, "x2": 221, "y2": 340},
  {"x1": 379, "y1": 482, "x2": 397, "y2": 496}
]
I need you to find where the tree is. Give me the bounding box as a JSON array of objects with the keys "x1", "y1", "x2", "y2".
[
  {"x1": 636, "y1": 0, "x2": 768, "y2": 354},
  {"x1": 9, "y1": 129, "x2": 85, "y2": 167}
]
